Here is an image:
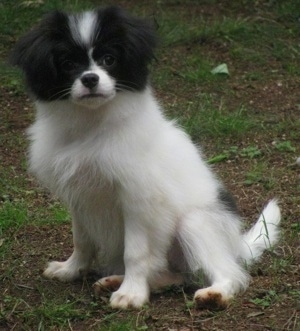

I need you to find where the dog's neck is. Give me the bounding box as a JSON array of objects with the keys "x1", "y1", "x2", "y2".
[{"x1": 33, "y1": 86, "x2": 161, "y2": 143}]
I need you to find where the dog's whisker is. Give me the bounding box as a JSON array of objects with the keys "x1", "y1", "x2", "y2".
[
  {"x1": 116, "y1": 80, "x2": 141, "y2": 89},
  {"x1": 115, "y1": 85, "x2": 136, "y2": 93},
  {"x1": 48, "y1": 88, "x2": 72, "y2": 101}
]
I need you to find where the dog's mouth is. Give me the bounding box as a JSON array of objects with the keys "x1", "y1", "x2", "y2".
[
  {"x1": 72, "y1": 90, "x2": 116, "y2": 108},
  {"x1": 79, "y1": 93, "x2": 107, "y2": 99}
]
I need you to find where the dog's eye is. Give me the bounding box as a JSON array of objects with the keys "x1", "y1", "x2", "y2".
[{"x1": 103, "y1": 55, "x2": 116, "y2": 67}]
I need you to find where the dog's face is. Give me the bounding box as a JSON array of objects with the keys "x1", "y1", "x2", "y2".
[{"x1": 11, "y1": 7, "x2": 156, "y2": 108}]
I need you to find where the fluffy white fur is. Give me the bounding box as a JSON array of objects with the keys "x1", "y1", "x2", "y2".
[{"x1": 28, "y1": 87, "x2": 281, "y2": 309}]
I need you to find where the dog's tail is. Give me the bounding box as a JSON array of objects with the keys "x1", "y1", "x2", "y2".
[{"x1": 241, "y1": 199, "x2": 281, "y2": 264}]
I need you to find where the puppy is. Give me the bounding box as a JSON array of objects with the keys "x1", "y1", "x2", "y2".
[{"x1": 11, "y1": 6, "x2": 281, "y2": 310}]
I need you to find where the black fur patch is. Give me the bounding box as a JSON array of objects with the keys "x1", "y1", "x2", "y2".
[{"x1": 218, "y1": 187, "x2": 239, "y2": 215}]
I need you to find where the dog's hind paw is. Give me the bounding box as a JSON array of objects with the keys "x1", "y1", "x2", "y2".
[
  {"x1": 93, "y1": 275, "x2": 124, "y2": 296},
  {"x1": 194, "y1": 287, "x2": 231, "y2": 310}
]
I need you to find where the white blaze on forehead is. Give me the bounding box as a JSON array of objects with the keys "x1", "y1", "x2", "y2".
[{"x1": 69, "y1": 11, "x2": 97, "y2": 46}]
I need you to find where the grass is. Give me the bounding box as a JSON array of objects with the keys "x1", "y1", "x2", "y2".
[
  {"x1": 1, "y1": 0, "x2": 299, "y2": 330},
  {"x1": 0, "y1": 200, "x2": 28, "y2": 234},
  {"x1": 172, "y1": 97, "x2": 255, "y2": 142},
  {"x1": 1, "y1": 291, "x2": 146, "y2": 330},
  {"x1": 1, "y1": 294, "x2": 95, "y2": 330},
  {"x1": 274, "y1": 140, "x2": 296, "y2": 153},
  {"x1": 207, "y1": 145, "x2": 262, "y2": 164},
  {"x1": 0, "y1": 63, "x2": 23, "y2": 94},
  {"x1": 249, "y1": 289, "x2": 279, "y2": 308},
  {"x1": 244, "y1": 162, "x2": 277, "y2": 189}
]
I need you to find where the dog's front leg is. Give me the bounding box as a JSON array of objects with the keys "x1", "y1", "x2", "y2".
[
  {"x1": 110, "y1": 195, "x2": 154, "y2": 309},
  {"x1": 110, "y1": 214, "x2": 151, "y2": 309},
  {"x1": 43, "y1": 213, "x2": 94, "y2": 282}
]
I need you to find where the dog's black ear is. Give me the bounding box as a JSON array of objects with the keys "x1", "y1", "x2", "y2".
[
  {"x1": 10, "y1": 11, "x2": 69, "y2": 98},
  {"x1": 10, "y1": 25, "x2": 40, "y2": 70},
  {"x1": 10, "y1": 11, "x2": 66, "y2": 70},
  {"x1": 122, "y1": 10, "x2": 158, "y2": 64},
  {"x1": 98, "y1": 6, "x2": 158, "y2": 64},
  {"x1": 10, "y1": 22, "x2": 42, "y2": 70}
]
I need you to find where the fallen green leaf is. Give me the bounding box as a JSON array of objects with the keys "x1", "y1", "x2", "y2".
[{"x1": 211, "y1": 63, "x2": 229, "y2": 75}]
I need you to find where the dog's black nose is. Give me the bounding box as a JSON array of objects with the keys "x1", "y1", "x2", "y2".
[{"x1": 81, "y1": 73, "x2": 99, "y2": 89}]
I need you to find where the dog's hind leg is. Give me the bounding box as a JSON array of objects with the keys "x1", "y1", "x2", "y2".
[
  {"x1": 178, "y1": 209, "x2": 249, "y2": 310},
  {"x1": 149, "y1": 271, "x2": 184, "y2": 290}
]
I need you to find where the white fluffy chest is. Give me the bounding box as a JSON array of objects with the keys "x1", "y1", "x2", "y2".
[
  {"x1": 28, "y1": 91, "x2": 220, "y2": 224},
  {"x1": 28, "y1": 125, "x2": 113, "y2": 200},
  {"x1": 28, "y1": 121, "x2": 125, "y2": 267}
]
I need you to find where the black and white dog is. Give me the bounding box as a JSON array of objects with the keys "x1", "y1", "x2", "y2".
[{"x1": 11, "y1": 6, "x2": 280, "y2": 309}]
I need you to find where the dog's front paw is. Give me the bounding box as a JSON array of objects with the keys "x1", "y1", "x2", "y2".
[
  {"x1": 43, "y1": 261, "x2": 81, "y2": 282},
  {"x1": 110, "y1": 288, "x2": 149, "y2": 309},
  {"x1": 194, "y1": 287, "x2": 231, "y2": 310}
]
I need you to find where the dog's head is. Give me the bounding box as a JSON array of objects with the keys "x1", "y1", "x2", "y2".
[{"x1": 11, "y1": 6, "x2": 157, "y2": 108}]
